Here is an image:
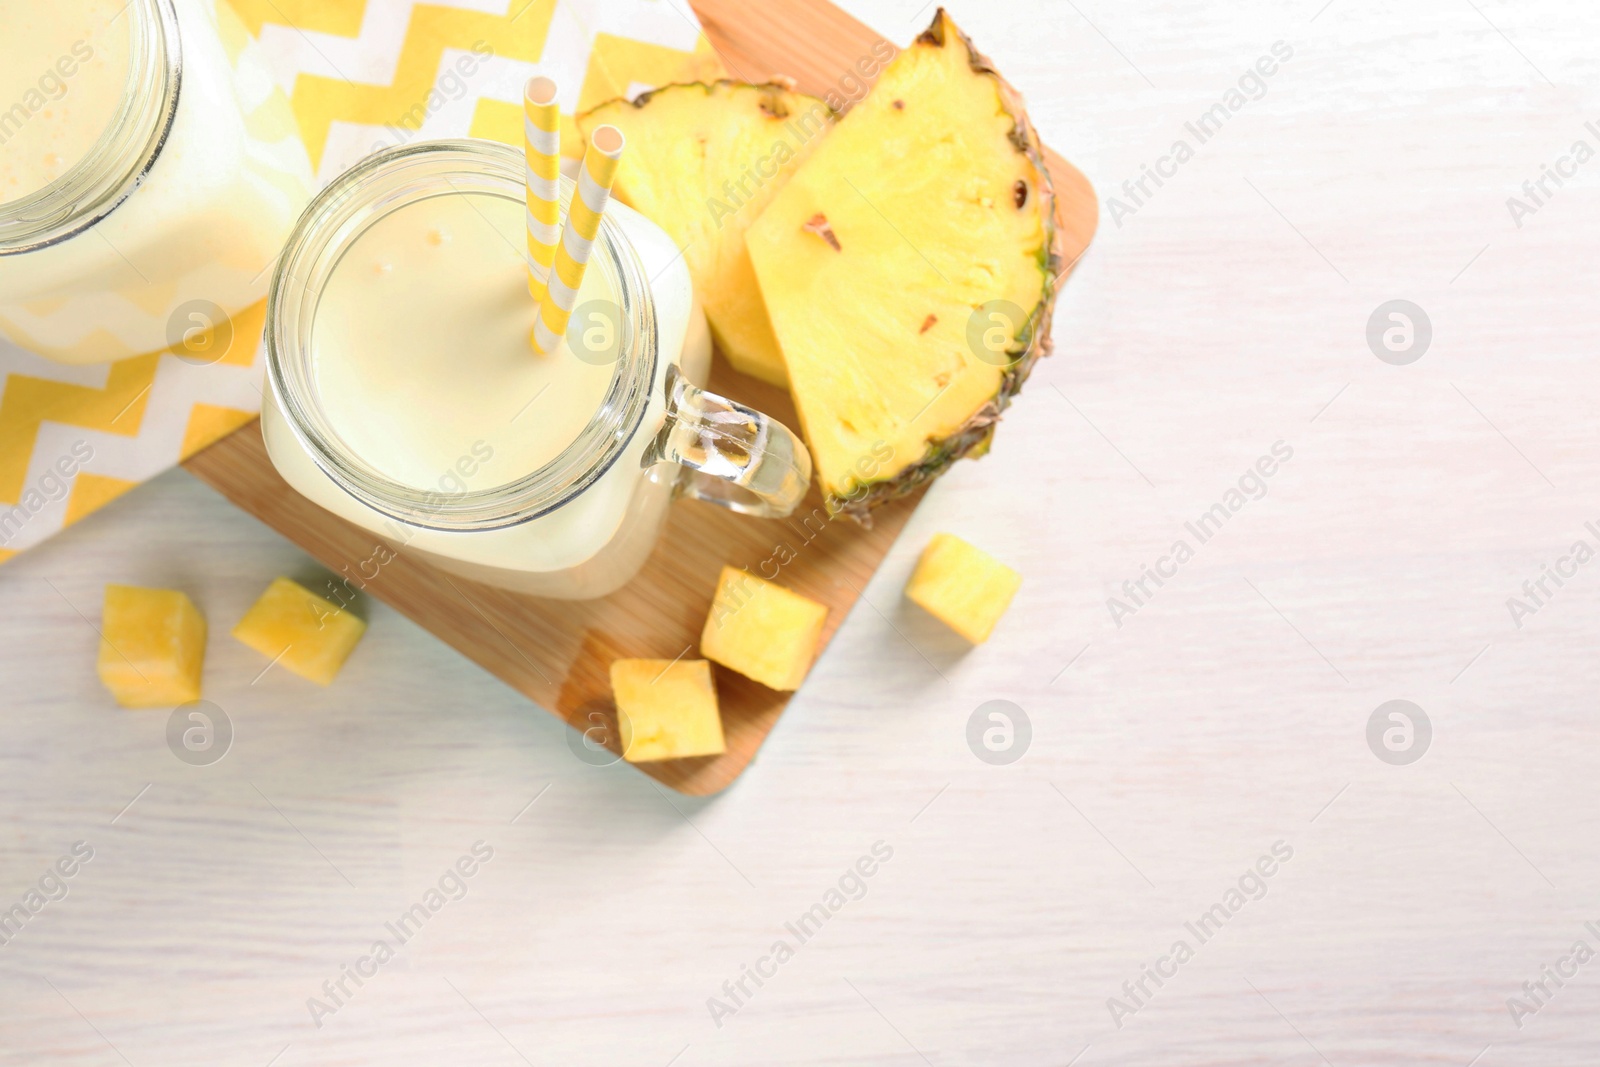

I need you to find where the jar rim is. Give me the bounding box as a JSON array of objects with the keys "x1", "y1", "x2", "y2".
[
  {"x1": 0, "y1": 0, "x2": 182, "y2": 255},
  {"x1": 265, "y1": 138, "x2": 659, "y2": 533}
]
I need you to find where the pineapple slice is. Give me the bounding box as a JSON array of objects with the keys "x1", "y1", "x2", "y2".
[
  {"x1": 699, "y1": 566, "x2": 828, "y2": 691},
  {"x1": 746, "y1": 9, "x2": 1064, "y2": 521},
  {"x1": 905, "y1": 533, "x2": 1021, "y2": 644},
  {"x1": 577, "y1": 81, "x2": 833, "y2": 387},
  {"x1": 232, "y1": 577, "x2": 366, "y2": 686},
  {"x1": 610, "y1": 658, "x2": 726, "y2": 762},
  {"x1": 97, "y1": 585, "x2": 207, "y2": 708}
]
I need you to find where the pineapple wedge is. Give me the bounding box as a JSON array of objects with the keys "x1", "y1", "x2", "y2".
[
  {"x1": 905, "y1": 533, "x2": 1021, "y2": 644},
  {"x1": 232, "y1": 577, "x2": 366, "y2": 686},
  {"x1": 700, "y1": 566, "x2": 828, "y2": 691},
  {"x1": 610, "y1": 658, "x2": 726, "y2": 762},
  {"x1": 746, "y1": 9, "x2": 1063, "y2": 521},
  {"x1": 577, "y1": 81, "x2": 833, "y2": 387},
  {"x1": 97, "y1": 585, "x2": 207, "y2": 708}
]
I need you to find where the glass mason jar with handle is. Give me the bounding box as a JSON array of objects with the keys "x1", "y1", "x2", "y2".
[
  {"x1": 261, "y1": 139, "x2": 812, "y2": 600},
  {"x1": 0, "y1": 0, "x2": 312, "y2": 364}
]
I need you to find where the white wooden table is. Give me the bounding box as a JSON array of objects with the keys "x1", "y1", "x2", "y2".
[{"x1": 4, "y1": 1, "x2": 1598, "y2": 1063}]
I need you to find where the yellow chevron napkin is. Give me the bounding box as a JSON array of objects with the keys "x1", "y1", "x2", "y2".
[{"x1": 0, "y1": 0, "x2": 720, "y2": 562}]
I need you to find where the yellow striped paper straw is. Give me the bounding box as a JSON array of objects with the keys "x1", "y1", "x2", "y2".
[
  {"x1": 524, "y1": 76, "x2": 561, "y2": 310},
  {"x1": 532, "y1": 124, "x2": 625, "y2": 355}
]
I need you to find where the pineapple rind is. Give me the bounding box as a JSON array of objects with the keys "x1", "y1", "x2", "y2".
[
  {"x1": 845, "y1": 8, "x2": 1064, "y2": 522},
  {"x1": 751, "y1": 9, "x2": 1065, "y2": 525}
]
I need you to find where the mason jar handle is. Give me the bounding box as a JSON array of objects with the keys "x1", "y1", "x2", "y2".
[{"x1": 643, "y1": 365, "x2": 812, "y2": 518}]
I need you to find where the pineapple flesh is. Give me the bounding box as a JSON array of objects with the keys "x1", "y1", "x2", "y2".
[
  {"x1": 746, "y1": 9, "x2": 1063, "y2": 520},
  {"x1": 578, "y1": 82, "x2": 833, "y2": 388},
  {"x1": 904, "y1": 533, "x2": 1021, "y2": 644},
  {"x1": 97, "y1": 584, "x2": 207, "y2": 708},
  {"x1": 610, "y1": 658, "x2": 726, "y2": 762},
  {"x1": 232, "y1": 577, "x2": 367, "y2": 686},
  {"x1": 699, "y1": 566, "x2": 828, "y2": 691}
]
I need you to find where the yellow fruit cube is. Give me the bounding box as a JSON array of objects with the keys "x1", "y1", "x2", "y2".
[
  {"x1": 610, "y1": 658, "x2": 726, "y2": 762},
  {"x1": 98, "y1": 585, "x2": 207, "y2": 708},
  {"x1": 905, "y1": 533, "x2": 1021, "y2": 644},
  {"x1": 699, "y1": 566, "x2": 828, "y2": 691},
  {"x1": 232, "y1": 577, "x2": 367, "y2": 686}
]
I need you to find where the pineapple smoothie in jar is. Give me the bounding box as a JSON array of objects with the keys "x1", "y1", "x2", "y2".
[
  {"x1": 262, "y1": 140, "x2": 812, "y2": 600},
  {"x1": 0, "y1": 0, "x2": 311, "y2": 364}
]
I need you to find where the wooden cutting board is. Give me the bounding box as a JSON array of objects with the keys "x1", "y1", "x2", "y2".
[{"x1": 182, "y1": 0, "x2": 1099, "y2": 795}]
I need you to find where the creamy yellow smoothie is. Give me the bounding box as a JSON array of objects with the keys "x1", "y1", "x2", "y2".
[
  {"x1": 313, "y1": 192, "x2": 617, "y2": 493},
  {"x1": 0, "y1": 0, "x2": 132, "y2": 202},
  {"x1": 265, "y1": 140, "x2": 812, "y2": 600},
  {"x1": 264, "y1": 142, "x2": 719, "y2": 599}
]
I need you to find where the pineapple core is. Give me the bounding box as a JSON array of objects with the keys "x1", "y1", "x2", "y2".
[
  {"x1": 232, "y1": 577, "x2": 366, "y2": 686},
  {"x1": 98, "y1": 584, "x2": 207, "y2": 708},
  {"x1": 610, "y1": 658, "x2": 726, "y2": 762},
  {"x1": 905, "y1": 533, "x2": 1021, "y2": 644},
  {"x1": 699, "y1": 566, "x2": 828, "y2": 691}
]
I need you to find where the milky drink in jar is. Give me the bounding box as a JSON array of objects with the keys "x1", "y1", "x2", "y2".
[{"x1": 262, "y1": 140, "x2": 812, "y2": 600}]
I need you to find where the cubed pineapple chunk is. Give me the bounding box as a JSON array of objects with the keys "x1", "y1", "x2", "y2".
[
  {"x1": 232, "y1": 577, "x2": 366, "y2": 685},
  {"x1": 905, "y1": 533, "x2": 1021, "y2": 644},
  {"x1": 97, "y1": 584, "x2": 207, "y2": 708},
  {"x1": 699, "y1": 566, "x2": 828, "y2": 691},
  {"x1": 610, "y1": 658, "x2": 725, "y2": 762}
]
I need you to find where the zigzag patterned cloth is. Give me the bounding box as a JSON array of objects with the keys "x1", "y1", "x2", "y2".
[{"x1": 0, "y1": 0, "x2": 720, "y2": 562}]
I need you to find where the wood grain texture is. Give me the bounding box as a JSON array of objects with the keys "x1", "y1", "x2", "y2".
[
  {"x1": 184, "y1": 404, "x2": 919, "y2": 796},
  {"x1": 181, "y1": 0, "x2": 1097, "y2": 795}
]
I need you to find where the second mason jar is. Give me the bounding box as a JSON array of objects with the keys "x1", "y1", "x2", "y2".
[{"x1": 0, "y1": 0, "x2": 312, "y2": 364}]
